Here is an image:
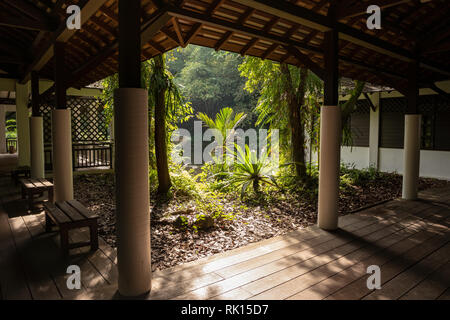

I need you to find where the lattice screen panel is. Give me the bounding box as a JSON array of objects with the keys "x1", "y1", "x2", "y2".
[{"x1": 40, "y1": 96, "x2": 109, "y2": 144}]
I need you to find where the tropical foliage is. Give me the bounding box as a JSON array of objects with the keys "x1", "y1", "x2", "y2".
[
  {"x1": 101, "y1": 54, "x2": 192, "y2": 194},
  {"x1": 197, "y1": 107, "x2": 247, "y2": 149},
  {"x1": 100, "y1": 45, "x2": 366, "y2": 202},
  {"x1": 226, "y1": 144, "x2": 277, "y2": 198},
  {"x1": 5, "y1": 119, "x2": 17, "y2": 138},
  {"x1": 239, "y1": 57, "x2": 323, "y2": 180}
]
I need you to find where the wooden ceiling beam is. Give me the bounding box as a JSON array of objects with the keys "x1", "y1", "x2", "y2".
[
  {"x1": 215, "y1": 31, "x2": 233, "y2": 51},
  {"x1": 424, "y1": 41, "x2": 450, "y2": 54},
  {"x1": 141, "y1": 11, "x2": 171, "y2": 46},
  {"x1": 237, "y1": 8, "x2": 256, "y2": 25},
  {"x1": 20, "y1": 0, "x2": 109, "y2": 84},
  {"x1": 171, "y1": 18, "x2": 185, "y2": 47},
  {"x1": 0, "y1": 15, "x2": 54, "y2": 31},
  {"x1": 160, "y1": 25, "x2": 180, "y2": 44},
  {"x1": 71, "y1": 9, "x2": 170, "y2": 85},
  {"x1": 0, "y1": 55, "x2": 27, "y2": 65},
  {"x1": 337, "y1": 0, "x2": 413, "y2": 19},
  {"x1": 148, "y1": 39, "x2": 165, "y2": 53},
  {"x1": 167, "y1": 7, "x2": 323, "y2": 54},
  {"x1": 232, "y1": 0, "x2": 421, "y2": 63},
  {"x1": 168, "y1": 6, "x2": 412, "y2": 83},
  {"x1": 261, "y1": 43, "x2": 279, "y2": 60},
  {"x1": 89, "y1": 16, "x2": 117, "y2": 37},
  {"x1": 184, "y1": 23, "x2": 202, "y2": 46},
  {"x1": 240, "y1": 38, "x2": 258, "y2": 56},
  {"x1": 206, "y1": 0, "x2": 226, "y2": 16},
  {"x1": 429, "y1": 83, "x2": 450, "y2": 101},
  {"x1": 286, "y1": 45, "x2": 324, "y2": 80},
  {"x1": 3, "y1": 0, "x2": 51, "y2": 22}
]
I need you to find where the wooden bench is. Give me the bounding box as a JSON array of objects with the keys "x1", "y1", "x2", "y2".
[
  {"x1": 44, "y1": 200, "x2": 99, "y2": 257},
  {"x1": 12, "y1": 166, "x2": 30, "y2": 185},
  {"x1": 20, "y1": 178, "x2": 54, "y2": 210}
]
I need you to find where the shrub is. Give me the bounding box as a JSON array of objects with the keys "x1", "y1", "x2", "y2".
[{"x1": 226, "y1": 144, "x2": 278, "y2": 198}]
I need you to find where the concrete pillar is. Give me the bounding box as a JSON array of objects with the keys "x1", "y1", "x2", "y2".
[
  {"x1": 114, "y1": 88, "x2": 151, "y2": 296},
  {"x1": 402, "y1": 114, "x2": 421, "y2": 200},
  {"x1": 109, "y1": 118, "x2": 115, "y2": 170},
  {"x1": 318, "y1": 105, "x2": 342, "y2": 231},
  {"x1": 0, "y1": 107, "x2": 6, "y2": 153},
  {"x1": 30, "y1": 117, "x2": 45, "y2": 178},
  {"x1": 52, "y1": 109, "x2": 73, "y2": 201},
  {"x1": 368, "y1": 93, "x2": 380, "y2": 169},
  {"x1": 16, "y1": 83, "x2": 30, "y2": 166}
]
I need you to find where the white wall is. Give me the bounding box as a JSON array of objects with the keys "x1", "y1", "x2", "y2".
[
  {"x1": 377, "y1": 148, "x2": 450, "y2": 180},
  {"x1": 340, "y1": 146, "x2": 369, "y2": 170},
  {"x1": 378, "y1": 148, "x2": 403, "y2": 174},
  {"x1": 311, "y1": 147, "x2": 450, "y2": 180}
]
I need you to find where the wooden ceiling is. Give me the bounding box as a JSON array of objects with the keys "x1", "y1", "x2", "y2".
[{"x1": 0, "y1": 0, "x2": 449, "y2": 94}]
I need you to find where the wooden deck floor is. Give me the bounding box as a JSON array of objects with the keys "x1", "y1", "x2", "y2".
[{"x1": 0, "y1": 172, "x2": 449, "y2": 300}]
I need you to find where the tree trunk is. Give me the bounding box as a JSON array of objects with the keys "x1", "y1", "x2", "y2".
[
  {"x1": 154, "y1": 55, "x2": 172, "y2": 194},
  {"x1": 281, "y1": 64, "x2": 307, "y2": 180},
  {"x1": 253, "y1": 178, "x2": 260, "y2": 194}
]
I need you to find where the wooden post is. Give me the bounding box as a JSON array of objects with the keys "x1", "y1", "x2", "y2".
[
  {"x1": 54, "y1": 42, "x2": 67, "y2": 110},
  {"x1": 323, "y1": 28, "x2": 339, "y2": 107},
  {"x1": 115, "y1": 0, "x2": 152, "y2": 297},
  {"x1": 318, "y1": 26, "x2": 341, "y2": 231},
  {"x1": 31, "y1": 72, "x2": 40, "y2": 117},
  {"x1": 119, "y1": 0, "x2": 141, "y2": 88}
]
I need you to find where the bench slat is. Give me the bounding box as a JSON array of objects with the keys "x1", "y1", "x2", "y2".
[
  {"x1": 56, "y1": 202, "x2": 85, "y2": 222},
  {"x1": 67, "y1": 200, "x2": 98, "y2": 219},
  {"x1": 29, "y1": 179, "x2": 45, "y2": 188},
  {"x1": 44, "y1": 203, "x2": 71, "y2": 224},
  {"x1": 21, "y1": 178, "x2": 53, "y2": 190},
  {"x1": 20, "y1": 179, "x2": 35, "y2": 189},
  {"x1": 38, "y1": 178, "x2": 53, "y2": 187}
]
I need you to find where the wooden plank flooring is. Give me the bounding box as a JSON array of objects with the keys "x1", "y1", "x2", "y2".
[{"x1": 0, "y1": 171, "x2": 449, "y2": 300}]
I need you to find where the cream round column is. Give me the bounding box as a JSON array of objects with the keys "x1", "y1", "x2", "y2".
[
  {"x1": 52, "y1": 109, "x2": 73, "y2": 201},
  {"x1": 114, "y1": 88, "x2": 151, "y2": 296},
  {"x1": 318, "y1": 105, "x2": 342, "y2": 230},
  {"x1": 402, "y1": 114, "x2": 421, "y2": 200},
  {"x1": 0, "y1": 107, "x2": 6, "y2": 154},
  {"x1": 16, "y1": 83, "x2": 30, "y2": 166},
  {"x1": 30, "y1": 116, "x2": 45, "y2": 178}
]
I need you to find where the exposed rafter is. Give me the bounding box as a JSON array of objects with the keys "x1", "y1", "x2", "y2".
[
  {"x1": 0, "y1": 15, "x2": 54, "y2": 31},
  {"x1": 285, "y1": 46, "x2": 325, "y2": 80},
  {"x1": 20, "y1": 0, "x2": 110, "y2": 84},
  {"x1": 337, "y1": 0, "x2": 414, "y2": 19},
  {"x1": 171, "y1": 18, "x2": 185, "y2": 47}
]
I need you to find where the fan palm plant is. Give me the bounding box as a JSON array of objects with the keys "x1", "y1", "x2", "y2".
[{"x1": 197, "y1": 107, "x2": 246, "y2": 149}]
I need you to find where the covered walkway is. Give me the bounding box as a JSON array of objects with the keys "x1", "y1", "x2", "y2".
[{"x1": 1, "y1": 174, "x2": 449, "y2": 300}]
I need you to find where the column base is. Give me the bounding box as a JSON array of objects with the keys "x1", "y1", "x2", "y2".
[
  {"x1": 402, "y1": 114, "x2": 421, "y2": 200},
  {"x1": 52, "y1": 109, "x2": 73, "y2": 202},
  {"x1": 318, "y1": 105, "x2": 342, "y2": 231},
  {"x1": 30, "y1": 116, "x2": 45, "y2": 179},
  {"x1": 114, "y1": 88, "x2": 151, "y2": 297}
]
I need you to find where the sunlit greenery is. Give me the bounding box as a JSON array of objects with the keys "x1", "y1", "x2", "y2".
[
  {"x1": 6, "y1": 119, "x2": 16, "y2": 138},
  {"x1": 100, "y1": 45, "x2": 369, "y2": 216}
]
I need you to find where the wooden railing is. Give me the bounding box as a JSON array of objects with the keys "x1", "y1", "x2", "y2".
[
  {"x1": 44, "y1": 141, "x2": 113, "y2": 171},
  {"x1": 6, "y1": 138, "x2": 17, "y2": 152}
]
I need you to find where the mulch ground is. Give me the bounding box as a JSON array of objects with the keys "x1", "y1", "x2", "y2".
[{"x1": 73, "y1": 172, "x2": 449, "y2": 271}]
